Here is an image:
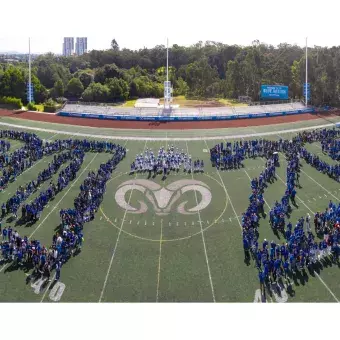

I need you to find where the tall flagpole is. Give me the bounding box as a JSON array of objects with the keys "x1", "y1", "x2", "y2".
[
  {"x1": 305, "y1": 37, "x2": 308, "y2": 107},
  {"x1": 28, "y1": 37, "x2": 32, "y2": 104}
]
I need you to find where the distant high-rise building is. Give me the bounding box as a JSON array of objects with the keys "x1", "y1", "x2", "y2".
[
  {"x1": 75, "y1": 37, "x2": 88, "y2": 56},
  {"x1": 63, "y1": 37, "x2": 74, "y2": 57}
]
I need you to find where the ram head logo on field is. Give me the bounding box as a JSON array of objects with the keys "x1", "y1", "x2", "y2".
[{"x1": 115, "y1": 179, "x2": 212, "y2": 215}]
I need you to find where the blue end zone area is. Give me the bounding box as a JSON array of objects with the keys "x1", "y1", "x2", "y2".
[{"x1": 58, "y1": 107, "x2": 317, "y2": 122}]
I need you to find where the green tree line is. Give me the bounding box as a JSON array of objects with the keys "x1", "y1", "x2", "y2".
[{"x1": 0, "y1": 39, "x2": 339, "y2": 106}]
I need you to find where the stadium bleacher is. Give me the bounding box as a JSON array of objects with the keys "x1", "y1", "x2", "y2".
[{"x1": 61, "y1": 101, "x2": 310, "y2": 119}]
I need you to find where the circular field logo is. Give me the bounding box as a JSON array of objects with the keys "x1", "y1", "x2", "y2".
[
  {"x1": 101, "y1": 173, "x2": 227, "y2": 242},
  {"x1": 115, "y1": 179, "x2": 212, "y2": 216}
]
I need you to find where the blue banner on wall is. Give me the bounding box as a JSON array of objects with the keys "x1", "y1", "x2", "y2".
[
  {"x1": 59, "y1": 108, "x2": 315, "y2": 122},
  {"x1": 260, "y1": 85, "x2": 288, "y2": 100}
]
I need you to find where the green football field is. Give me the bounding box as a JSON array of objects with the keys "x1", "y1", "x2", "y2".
[{"x1": 0, "y1": 114, "x2": 340, "y2": 302}]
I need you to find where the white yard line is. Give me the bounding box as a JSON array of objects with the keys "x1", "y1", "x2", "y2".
[
  {"x1": 0, "y1": 152, "x2": 99, "y2": 274},
  {"x1": 156, "y1": 219, "x2": 163, "y2": 302},
  {"x1": 299, "y1": 164, "x2": 339, "y2": 201},
  {"x1": 186, "y1": 140, "x2": 216, "y2": 302},
  {"x1": 98, "y1": 140, "x2": 147, "y2": 302},
  {"x1": 0, "y1": 121, "x2": 338, "y2": 141},
  {"x1": 314, "y1": 272, "x2": 340, "y2": 303}
]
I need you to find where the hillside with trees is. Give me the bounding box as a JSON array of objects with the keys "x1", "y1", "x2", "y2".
[{"x1": 0, "y1": 39, "x2": 339, "y2": 107}]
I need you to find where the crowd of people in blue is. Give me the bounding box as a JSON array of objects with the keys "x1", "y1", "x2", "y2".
[
  {"x1": 0, "y1": 130, "x2": 126, "y2": 283},
  {"x1": 239, "y1": 128, "x2": 340, "y2": 298},
  {"x1": 0, "y1": 126, "x2": 340, "y2": 297},
  {"x1": 0, "y1": 130, "x2": 43, "y2": 190}
]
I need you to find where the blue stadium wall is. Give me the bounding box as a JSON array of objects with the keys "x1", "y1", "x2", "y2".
[{"x1": 58, "y1": 107, "x2": 317, "y2": 122}]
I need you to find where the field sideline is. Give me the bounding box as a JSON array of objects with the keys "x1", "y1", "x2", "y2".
[{"x1": 0, "y1": 115, "x2": 340, "y2": 302}]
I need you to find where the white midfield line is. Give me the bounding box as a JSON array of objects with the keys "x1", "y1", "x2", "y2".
[
  {"x1": 259, "y1": 154, "x2": 339, "y2": 302},
  {"x1": 186, "y1": 140, "x2": 216, "y2": 302},
  {"x1": 156, "y1": 219, "x2": 163, "y2": 302},
  {"x1": 0, "y1": 152, "x2": 99, "y2": 275},
  {"x1": 98, "y1": 140, "x2": 147, "y2": 302}
]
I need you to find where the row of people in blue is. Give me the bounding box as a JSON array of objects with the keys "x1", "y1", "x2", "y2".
[
  {"x1": 210, "y1": 139, "x2": 282, "y2": 170},
  {"x1": 300, "y1": 148, "x2": 340, "y2": 182},
  {"x1": 2, "y1": 150, "x2": 78, "y2": 220}
]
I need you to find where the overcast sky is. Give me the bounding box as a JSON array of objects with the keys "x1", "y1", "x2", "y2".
[{"x1": 0, "y1": 0, "x2": 337, "y2": 53}]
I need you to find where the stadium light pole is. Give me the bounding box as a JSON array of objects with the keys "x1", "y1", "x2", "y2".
[
  {"x1": 28, "y1": 37, "x2": 32, "y2": 104},
  {"x1": 305, "y1": 37, "x2": 308, "y2": 107},
  {"x1": 166, "y1": 37, "x2": 169, "y2": 89}
]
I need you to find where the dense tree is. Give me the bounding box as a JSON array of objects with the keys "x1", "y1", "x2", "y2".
[
  {"x1": 2, "y1": 40, "x2": 340, "y2": 105},
  {"x1": 53, "y1": 79, "x2": 65, "y2": 98},
  {"x1": 77, "y1": 71, "x2": 93, "y2": 89},
  {"x1": 31, "y1": 75, "x2": 48, "y2": 103},
  {"x1": 94, "y1": 63, "x2": 122, "y2": 84},
  {"x1": 0, "y1": 66, "x2": 26, "y2": 100},
  {"x1": 111, "y1": 39, "x2": 119, "y2": 51},
  {"x1": 81, "y1": 82, "x2": 110, "y2": 102},
  {"x1": 173, "y1": 77, "x2": 189, "y2": 96},
  {"x1": 105, "y1": 78, "x2": 129, "y2": 101},
  {"x1": 66, "y1": 78, "x2": 84, "y2": 98}
]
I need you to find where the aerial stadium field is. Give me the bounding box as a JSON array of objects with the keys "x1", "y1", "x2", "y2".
[{"x1": 0, "y1": 113, "x2": 340, "y2": 303}]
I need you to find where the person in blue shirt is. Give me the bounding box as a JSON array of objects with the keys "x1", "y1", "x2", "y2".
[
  {"x1": 262, "y1": 239, "x2": 268, "y2": 249},
  {"x1": 283, "y1": 260, "x2": 290, "y2": 279},
  {"x1": 2, "y1": 227, "x2": 7, "y2": 240},
  {"x1": 256, "y1": 250, "x2": 262, "y2": 269},
  {"x1": 259, "y1": 270, "x2": 265, "y2": 295},
  {"x1": 243, "y1": 237, "x2": 250, "y2": 261},
  {"x1": 55, "y1": 260, "x2": 62, "y2": 281}
]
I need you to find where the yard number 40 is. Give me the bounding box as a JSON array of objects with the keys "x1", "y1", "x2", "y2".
[{"x1": 31, "y1": 278, "x2": 66, "y2": 302}]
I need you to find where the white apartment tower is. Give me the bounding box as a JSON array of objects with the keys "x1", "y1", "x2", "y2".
[
  {"x1": 75, "y1": 37, "x2": 88, "y2": 56},
  {"x1": 63, "y1": 37, "x2": 74, "y2": 56}
]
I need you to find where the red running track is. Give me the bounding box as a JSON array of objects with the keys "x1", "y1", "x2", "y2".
[{"x1": 0, "y1": 109, "x2": 338, "y2": 130}]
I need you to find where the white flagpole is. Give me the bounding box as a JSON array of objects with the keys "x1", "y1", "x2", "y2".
[{"x1": 305, "y1": 37, "x2": 308, "y2": 107}]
